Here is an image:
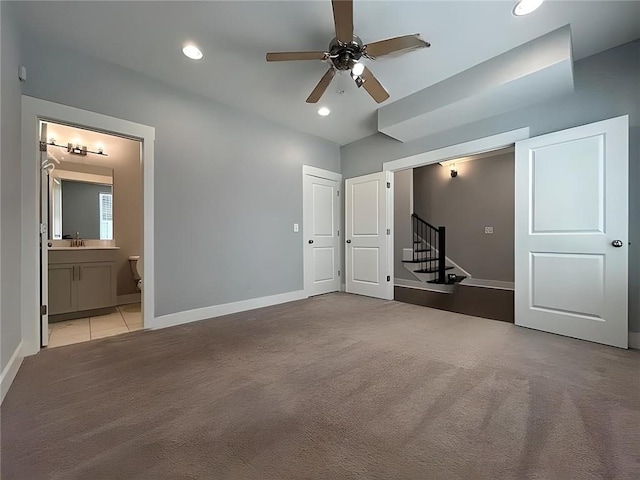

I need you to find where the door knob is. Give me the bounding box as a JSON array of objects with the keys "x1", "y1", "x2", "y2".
[
  {"x1": 611, "y1": 240, "x2": 624, "y2": 248},
  {"x1": 308, "y1": 240, "x2": 314, "y2": 244},
  {"x1": 346, "y1": 240, "x2": 351, "y2": 244}
]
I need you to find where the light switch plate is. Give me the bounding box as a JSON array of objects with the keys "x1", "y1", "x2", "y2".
[
  {"x1": 485, "y1": 226, "x2": 494, "y2": 234},
  {"x1": 293, "y1": 223, "x2": 299, "y2": 233}
]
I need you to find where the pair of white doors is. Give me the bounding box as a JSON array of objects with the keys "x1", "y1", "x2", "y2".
[
  {"x1": 303, "y1": 167, "x2": 393, "y2": 300},
  {"x1": 312, "y1": 116, "x2": 629, "y2": 348}
]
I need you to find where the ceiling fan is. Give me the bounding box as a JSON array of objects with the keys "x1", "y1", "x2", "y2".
[{"x1": 266, "y1": 0, "x2": 430, "y2": 104}]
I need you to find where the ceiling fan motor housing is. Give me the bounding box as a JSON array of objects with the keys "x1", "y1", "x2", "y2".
[{"x1": 328, "y1": 36, "x2": 366, "y2": 71}]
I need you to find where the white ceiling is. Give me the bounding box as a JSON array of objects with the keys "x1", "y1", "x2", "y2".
[{"x1": 14, "y1": 1, "x2": 640, "y2": 145}]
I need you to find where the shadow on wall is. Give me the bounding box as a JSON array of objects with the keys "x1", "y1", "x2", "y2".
[{"x1": 413, "y1": 151, "x2": 515, "y2": 283}]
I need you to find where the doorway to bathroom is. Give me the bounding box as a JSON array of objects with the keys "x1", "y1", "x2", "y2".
[
  {"x1": 20, "y1": 96, "x2": 155, "y2": 357},
  {"x1": 42, "y1": 121, "x2": 144, "y2": 348}
]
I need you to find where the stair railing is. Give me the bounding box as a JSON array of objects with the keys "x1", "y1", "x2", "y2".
[{"x1": 411, "y1": 213, "x2": 447, "y2": 284}]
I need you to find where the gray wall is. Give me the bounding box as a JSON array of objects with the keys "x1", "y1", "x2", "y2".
[
  {"x1": 61, "y1": 180, "x2": 112, "y2": 240},
  {"x1": 393, "y1": 169, "x2": 414, "y2": 281},
  {"x1": 413, "y1": 153, "x2": 515, "y2": 282},
  {"x1": 1, "y1": 3, "x2": 24, "y2": 372},
  {"x1": 20, "y1": 38, "x2": 340, "y2": 317},
  {"x1": 342, "y1": 40, "x2": 640, "y2": 333}
]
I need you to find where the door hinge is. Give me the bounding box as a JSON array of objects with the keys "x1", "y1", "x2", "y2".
[
  {"x1": 338, "y1": 270, "x2": 341, "y2": 277},
  {"x1": 40, "y1": 305, "x2": 47, "y2": 315},
  {"x1": 387, "y1": 275, "x2": 391, "y2": 282},
  {"x1": 387, "y1": 228, "x2": 391, "y2": 235},
  {"x1": 39, "y1": 141, "x2": 47, "y2": 152},
  {"x1": 40, "y1": 223, "x2": 48, "y2": 234},
  {"x1": 337, "y1": 190, "x2": 340, "y2": 197},
  {"x1": 337, "y1": 230, "x2": 340, "y2": 237},
  {"x1": 387, "y1": 182, "x2": 391, "y2": 188}
]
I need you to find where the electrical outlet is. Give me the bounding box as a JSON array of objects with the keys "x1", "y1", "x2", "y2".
[
  {"x1": 293, "y1": 223, "x2": 299, "y2": 233},
  {"x1": 485, "y1": 226, "x2": 494, "y2": 234}
]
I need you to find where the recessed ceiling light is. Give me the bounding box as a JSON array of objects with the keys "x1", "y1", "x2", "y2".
[
  {"x1": 317, "y1": 107, "x2": 331, "y2": 117},
  {"x1": 513, "y1": 0, "x2": 544, "y2": 16},
  {"x1": 182, "y1": 44, "x2": 203, "y2": 60}
]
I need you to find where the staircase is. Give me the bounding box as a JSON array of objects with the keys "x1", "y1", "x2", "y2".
[{"x1": 401, "y1": 214, "x2": 466, "y2": 289}]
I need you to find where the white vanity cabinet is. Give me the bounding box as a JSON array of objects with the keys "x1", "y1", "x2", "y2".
[{"x1": 48, "y1": 249, "x2": 118, "y2": 315}]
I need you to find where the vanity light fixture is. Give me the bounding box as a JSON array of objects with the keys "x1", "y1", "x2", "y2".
[
  {"x1": 46, "y1": 140, "x2": 108, "y2": 157},
  {"x1": 449, "y1": 163, "x2": 458, "y2": 178},
  {"x1": 513, "y1": 0, "x2": 544, "y2": 16}
]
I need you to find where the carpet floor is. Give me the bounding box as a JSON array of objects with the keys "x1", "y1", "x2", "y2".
[{"x1": 2, "y1": 293, "x2": 639, "y2": 479}]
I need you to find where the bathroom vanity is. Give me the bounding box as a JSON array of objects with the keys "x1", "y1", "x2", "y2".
[
  {"x1": 48, "y1": 247, "x2": 119, "y2": 316},
  {"x1": 46, "y1": 161, "x2": 126, "y2": 321}
]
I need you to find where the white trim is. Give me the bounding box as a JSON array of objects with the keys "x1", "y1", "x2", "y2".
[
  {"x1": 21, "y1": 96, "x2": 155, "y2": 356},
  {"x1": 302, "y1": 165, "x2": 342, "y2": 298},
  {"x1": 52, "y1": 170, "x2": 112, "y2": 185},
  {"x1": 117, "y1": 293, "x2": 142, "y2": 305},
  {"x1": 152, "y1": 290, "x2": 307, "y2": 330},
  {"x1": 459, "y1": 278, "x2": 515, "y2": 291},
  {"x1": 382, "y1": 128, "x2": 530, "y2": 172},
  {"x1": 394, "y1": 278, "x2": 453, "y2": 294},
  {"x1": 302, "y1": 165, "x2": 342, "y2": 182},
  {"x1": 1, "y1": 342, "x2": 23, "y2": 404},
  {"x1": 629, "y1": 332, "x2": 640, "y2": 350}
]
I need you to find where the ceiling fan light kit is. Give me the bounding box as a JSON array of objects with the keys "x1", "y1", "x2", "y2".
[{"x1": 266, "y1": 0, "x2": 430, "y2": 105}]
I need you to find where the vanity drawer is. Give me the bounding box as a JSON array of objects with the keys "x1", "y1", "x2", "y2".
[{"x1": 49, "y1": 249, "x2": 118, "y2": 264}]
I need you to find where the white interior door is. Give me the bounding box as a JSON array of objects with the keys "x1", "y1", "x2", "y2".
[
  {"x1": 345, "y1": 171, "x2": 393, "y2": 300},
  {"x1": 303, "y1": 170, "x2": 341, "y2": 296},
  {"x1": 40, "y1": 121, "x2": 49, "y2": 347},
  {"x1": 515, "y1": 115, "x2": 629, "y2": 348}
]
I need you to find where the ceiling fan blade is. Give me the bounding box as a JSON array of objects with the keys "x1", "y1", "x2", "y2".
[
  {"x1": 306, "y1": 68, "x2": 336, "y2": 103},
  {"x1": 266, "y1": 51, "x2": 328, "y2": 62},
  {"x1": 332, "y1": 0, "x2": 353, "y2": 43},
  {"x1": 359, "y1": 67, "x2": 390, "y2": 104},
  {"x1": 365, "y1": 34, "x2": 430, "y2": 58}
]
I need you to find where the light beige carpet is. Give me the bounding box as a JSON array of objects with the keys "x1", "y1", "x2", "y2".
[{"x1": 2, "y1": 293, "x2": 639, "y2": 479}]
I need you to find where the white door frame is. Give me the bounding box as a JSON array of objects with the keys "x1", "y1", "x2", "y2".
[
  {"x1": 302, "y1": 165, "x2": 342, "y2": 296},
  {"x1": 21, "y1": 96, "x2": 155, "y2": 356},
  {"x1": 381, "y1": 128, "x2": 531, "y2": 288}
]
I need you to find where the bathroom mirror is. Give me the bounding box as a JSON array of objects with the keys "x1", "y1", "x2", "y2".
[{"x1": 50, "y1": 162, "x2": 114, "y2": 240}]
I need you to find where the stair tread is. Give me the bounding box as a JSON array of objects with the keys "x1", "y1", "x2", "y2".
[
  {"x1": 428, "y1": 275, "x2": 467, "y2": 285},
  {"x1": 415, "y1": 266, "x2": 455, "y2": 273},
  {"x1": 402, "y1": 258, "x2": 439, "y2": 263}
]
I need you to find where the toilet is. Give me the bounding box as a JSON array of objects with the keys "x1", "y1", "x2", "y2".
[{"x1": 128, "y1": 255, "x2": 142, "y2": 291}]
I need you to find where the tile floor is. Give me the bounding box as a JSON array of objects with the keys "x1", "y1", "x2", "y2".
[{"x1": 47, "y1": 303, "x2": 142, "y2": 348}]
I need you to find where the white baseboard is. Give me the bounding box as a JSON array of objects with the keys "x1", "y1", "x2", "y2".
[
  {"x1": 394, "y1": 278, "x2": 453, "y2": 294},
  {"x1": 459, "y1": 278, "x2": 515, "y2": 291},
  {"x1": 152, "y1": 290, "x2": 307, "y2": 330},
  {"x1": 1, "y1": 342, "x2": 23, "y2": 404},
  {"x1": 117, "y1": 293, "x2": 141, "y2": 305},
  {"x1": 629, "y1": 332, "x2": 640, "y2": 350}
]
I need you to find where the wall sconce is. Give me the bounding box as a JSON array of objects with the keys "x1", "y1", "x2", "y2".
[{"x1": 449, "y1": 163, "x2": 458, "y2": 178}]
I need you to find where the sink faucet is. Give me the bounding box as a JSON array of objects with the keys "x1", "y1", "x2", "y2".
[{"x1": 72, "y1": 232, "x2": 85, "y2": 247}]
